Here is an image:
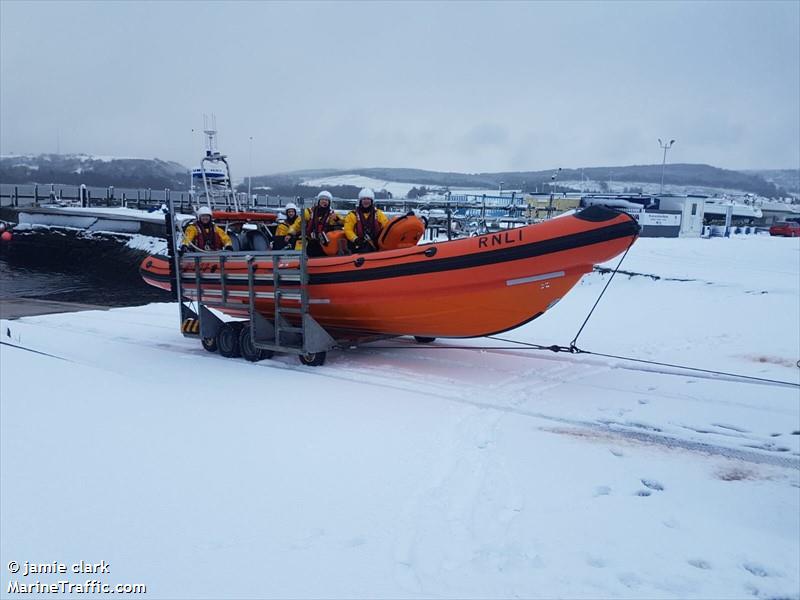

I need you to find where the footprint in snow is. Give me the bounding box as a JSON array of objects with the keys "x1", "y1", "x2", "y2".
[
  {"x1": 610, "y1": 449, "x2": 624, "y2": 457},
  {"x1": 618, "y1": 572, "x2": 641, "y2": 588},
  {"x1": 635, "y1": 489, "x2": 652, "y2": 497},
  {"x1": 662, "y1": 518, "x2": 680, "y2": 529},
  {"x1": 594, "y1": 486, "x2": 611, "y2": 497},
  {"x1": 742, "y1": 583, "x2": 761, "y2": 598},
  {"x1": 742, "y1": 562, "x2": 781, "y2": 578},
  {"x1": 743, "y1": 442, "x2": 791, "y2": 453},
  {"x1": 712, "y1": 423, "x2": 751, "y2": 433},
  {"x1": 688, "y1": 559, "x2": 711, "y2": 570},
  {"x1": 641, "y1": 478, "x2": 664, "y2": 491},
  {"x1": 586, "y1": 556, "x2": 606, "y2": 568},
  {"x1": 345, "y1": 535, "x2": 366, "y2": 548}
]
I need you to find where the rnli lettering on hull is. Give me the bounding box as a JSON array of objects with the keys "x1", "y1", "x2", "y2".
[{"x1": 477, "y1": 230, "x2": 523, "y2": 249}]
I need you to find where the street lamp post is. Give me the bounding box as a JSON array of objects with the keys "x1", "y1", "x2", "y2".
[
  {"x1": 189, "y1": 128, "x2": 196, "y2": 195},
  {"x1": 548, "y1": 168, "x2": 561, "y2": 218},
  {"x1": 658, "y1": 138, "x2": 675, "y2": 195},
  {"x1": 248, "y1": 136, "x2": 253, "y2": 202}
]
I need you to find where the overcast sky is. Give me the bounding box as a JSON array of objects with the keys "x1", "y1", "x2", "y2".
[{"x1": 1, "y1": 1, "x2": 798, "y2": 175}]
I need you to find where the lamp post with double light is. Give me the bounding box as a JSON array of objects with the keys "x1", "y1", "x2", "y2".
[{"x1": 658, "y1": 138, "x2": 675, "y2": 195}]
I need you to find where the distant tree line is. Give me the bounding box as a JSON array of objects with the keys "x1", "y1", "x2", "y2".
[
  {"x1": 406, "y1": 186, "x2": 431, "y2": 198},
  {"x1": 0, "y1": 166, "x2": 186, "y2": 189}
]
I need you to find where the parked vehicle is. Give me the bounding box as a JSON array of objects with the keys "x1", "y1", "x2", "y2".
[{"x1": 769, "y1": 221, "x2": 800, "y2": 237}]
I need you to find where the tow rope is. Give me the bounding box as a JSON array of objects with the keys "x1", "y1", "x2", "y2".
[
  {"x1": 0, "y1": 340, "x2": 73, "y2": 362},
  {"x1": 568, "y1": 240, "x2": 634, "y2": 351},
  {"x1": 367, "y1": 239, "x2": 800, "y2": 389}
]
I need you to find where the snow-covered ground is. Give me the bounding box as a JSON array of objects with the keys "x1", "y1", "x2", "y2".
[
  {"x1": 1, "y1": 236, "x2": 799, "y2": 599},
  {"x1": 124, "y1": 234, "x2": 168, "y2": 254}
]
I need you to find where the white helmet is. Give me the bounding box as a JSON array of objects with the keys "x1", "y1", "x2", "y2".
[
  {"x1": 316, "y1": 190, "x2": 333, "y2": 202},
  {"x1": 196, "y1": 206, "x2": 212, "y2": 217},
  {"x1": 285, "y1": 202, "x2": 298, "y2": 212},
  {"x1": 358, "y1": 188, "x2": 375, "y2": 201}
]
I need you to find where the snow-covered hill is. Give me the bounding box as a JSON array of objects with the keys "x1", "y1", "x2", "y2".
[
  {"x1": 301, "y1": 174, "x2": 431, "y2": 198},
  {"x1": 0, "y1": 154, "x2": 188, "y2": 189},
  {"x1": 1, "y1": 235, "x2": 798, "y2": 598},
  {"x1": 747, "y1": 169, "x2": 800, "y2": 199},
  {"x1": 264, "y1": 164, "x2": 791, "y2": 199}
]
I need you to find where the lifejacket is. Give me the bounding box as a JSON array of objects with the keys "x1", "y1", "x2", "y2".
[
  {"x1": 306, "y1": 206, "x2": 334, "y2": 238},
  {"x1": 355, "y1": 208, "x2": 383, "y2": 241},
  {"x1": 194, "y1": 224, "x2": 224, "y2": 250}
]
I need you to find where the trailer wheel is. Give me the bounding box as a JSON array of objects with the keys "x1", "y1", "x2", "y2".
[
  {"x1": 239, "y1": 325, "x2": 273, "y2": 362},
  {"x1": 217, "y1": 322, "x2": 243, "y2": 358},
  {"x1": 201, "y1": 337, "x2": 218, "y2": 353},
  {"x1": 414, "y1": 336, "x2": 436, "y2": 344},
  {"x1": 299, "y1": 352, "x2": 326, "y2": 367}
]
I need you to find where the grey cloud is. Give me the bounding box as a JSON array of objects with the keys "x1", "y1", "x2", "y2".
[
  {"x1": 461, "y1": 123, "x2": 509, "y2": 147},
  {"x1": 1, "y1": 1, "x2": 797, "y2": 173}
]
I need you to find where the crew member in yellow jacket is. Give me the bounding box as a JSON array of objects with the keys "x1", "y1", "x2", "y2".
[
  {"x1": 304, "y1": 191, "x2": 344, "y2": 256},
  {"x1": 344, "y1": 188, "x2": 389, "y2": 253},
  {"x1": 180, "y1": 206, "x2": 232, "y2": 252},
  {"x1": 272, "y1": 202, "x2": 301, "y2": 250}
]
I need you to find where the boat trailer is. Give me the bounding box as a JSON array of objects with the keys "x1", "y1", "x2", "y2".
[{"x1": 165, "y1": 196, "x2": 386, "y2": 366}]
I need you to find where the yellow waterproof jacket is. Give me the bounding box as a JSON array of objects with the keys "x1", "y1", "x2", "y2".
[
  {"x1": 303, "y1": 207, "x2": 343, "y2": 236},
  {"x1": 275, "y1": 216, "x2": 301, "y2": 238},
  {"x1": 343, "y1": 208, "x2": 389, "y2": 242},
  {"x1": 182, "y1": 223, "x2": 232, "y2": 250}
]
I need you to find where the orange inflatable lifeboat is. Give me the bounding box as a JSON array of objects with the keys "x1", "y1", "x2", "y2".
[{"x1": 141, "y1": 206, "x2": 639, "y2": 339}]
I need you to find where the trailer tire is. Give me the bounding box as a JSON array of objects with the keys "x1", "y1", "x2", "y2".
[
  {"x1": 239, "y1": 325, "x2": 273, "y2": 362},
  {"x1": 414, "y1": 336, "x2": 436, "y2": 344},
  {"x1": 217, "y1": 322, "x2": 243, "y2": 358},
  {"x1": 201, "y1": 337, "x2": 218, "y2": 353},
  {"x1": 299, "y1": 352, "x2": 326, "y2": 367}
]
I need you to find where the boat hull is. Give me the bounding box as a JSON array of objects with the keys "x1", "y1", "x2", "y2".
[{"x1": 140, "y1": 206, "x2": 639, "y2": 338}]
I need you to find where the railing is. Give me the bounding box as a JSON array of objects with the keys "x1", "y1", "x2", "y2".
[
  {"x1": 0, "y1": 183, "x2": 308, "y2": 213},
  {"x1": 0, "y1": 184, "x2": 534, "y2": 229}
]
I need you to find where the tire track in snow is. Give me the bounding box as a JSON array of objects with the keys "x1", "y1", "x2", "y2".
[
  {"x1": 266, "y1": 360, "x2": 800, "y2": 470},
  {"x1": 392, "y1": 387, "x2": 526, "y2": 594},
  {"x1": 7, "y1": 316, "x2": 798, "y2": 470}
]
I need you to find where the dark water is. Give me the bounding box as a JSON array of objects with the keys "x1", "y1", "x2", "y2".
[{"x1": 0, "y1": 229, "x2": 172, "y2": 306}]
